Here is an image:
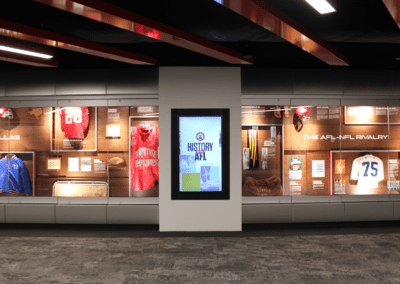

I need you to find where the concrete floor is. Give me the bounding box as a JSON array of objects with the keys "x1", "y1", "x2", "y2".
[{"x1": 0, "y1": 222, "x2": 399, "y2": 283}]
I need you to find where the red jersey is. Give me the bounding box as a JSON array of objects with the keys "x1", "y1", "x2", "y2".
[
  {"x1": 130, "y1": 124, "x2": 159, "y2": 191},
  {"x1": 60, "y1": 107, "x2": 89, "y2": 139}
]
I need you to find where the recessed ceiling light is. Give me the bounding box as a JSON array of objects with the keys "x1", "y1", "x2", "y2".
[
  {"x1": 305, "y1": 0, "x2": 336, "y2": 14},
  {"x1": 0, "y1": 45, "x2": 53, "y2": 59}
]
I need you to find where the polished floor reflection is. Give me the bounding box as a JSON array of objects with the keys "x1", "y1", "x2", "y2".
[{"x1": 0, "y1": 222, "x2": 399, "y2": 284}]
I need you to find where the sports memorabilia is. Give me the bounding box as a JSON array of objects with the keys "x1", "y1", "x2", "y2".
[
  {"x1": 60, "y1": 107, "x2": 89, "y2": 139},
  {"x1": 0, "y1": 155, "x2": 31, "y2": 194},
  {"x1": 350, "y1": 154, "x2": 384, "y2": 188},
  {"x1": 248, "y1": 129, "x2": 258, "y2": 168},
  {"x1": 0, "y1": 108, "x2": 13, "y2": 119},
  {"x1": 283, "y1": 106, "x2": 290, "y2": 117},
  {"x1": 130, "y1": 124, "x2": 159, "y2": 191},
  {"x1": 274, "y1": 106, "x2": 281, "y2": 118},
  {"x1": 243, "y1": 176, "x2": 281, "y2": 196},
  {"x1": 296, "y1": 106, "x2": 310, "y2": 122},
  {"x1": 296, "y1": 106, "x2": 309, "y2": 117}
]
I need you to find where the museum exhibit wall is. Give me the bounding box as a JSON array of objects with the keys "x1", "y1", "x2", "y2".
[
  {"x1": 0, "y1": 68, "x2": 161, "y2": 225},
  {"x1": 0, "y1": 67, "x2": 400, "y2": 226},
  {"x1": 241, "y1": 68, "x2": 400, "y2": 224}
]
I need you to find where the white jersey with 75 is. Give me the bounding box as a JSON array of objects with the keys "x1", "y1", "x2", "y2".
[{"x1": 350, "y1": 154, "x2": 384, "y2": 189}]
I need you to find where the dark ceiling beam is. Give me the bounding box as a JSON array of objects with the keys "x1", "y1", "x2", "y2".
[
  {"x1": 0, "y1": 37, "x2": 58, "y2": 67},
  {"x1": 33, "y1": 0, "x2": 253, "y2": 65},
  {"x1": 0, "y1": 19, "x2": 156, "y2": 65},
  {"x1": 382, "y1": 0, "x2": 400, "y2": 27},
  {"x1": 223, "y1": 0, "x2": 349, "y2": 66}
]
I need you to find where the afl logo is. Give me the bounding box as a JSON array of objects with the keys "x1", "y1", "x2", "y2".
[{"x1": 196, "y1": 132, "x2": 205, "y2": 141}]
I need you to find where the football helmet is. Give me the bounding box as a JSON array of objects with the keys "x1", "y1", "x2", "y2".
[{"x1": 0, "y1": 108, "x2": 13, "y2": 119}]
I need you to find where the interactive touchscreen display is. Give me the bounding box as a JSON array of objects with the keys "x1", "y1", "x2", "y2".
[
  {"x1": 179, "y1": 116, "x2": 222, "y2": 192},
  {"x1": 171, "y1": 109, "x2": 229, "y2": 200}
]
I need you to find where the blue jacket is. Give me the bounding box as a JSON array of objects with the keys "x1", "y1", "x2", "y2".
[{"x1": 0, "y1": 155, "x2": 31, "y2": 195}]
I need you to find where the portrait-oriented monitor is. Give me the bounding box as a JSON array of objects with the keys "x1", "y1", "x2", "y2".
[{"x1": 171, "y1": 109, "x2": 230, "y2": 200}]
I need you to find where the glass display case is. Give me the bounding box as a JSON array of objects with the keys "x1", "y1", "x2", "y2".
[
  {"x1": 0, "y1": 106, "x2": 159, "y2": 198},
  {"x1": 242, "y1": 105, "x2": 399, "y2": 196}
]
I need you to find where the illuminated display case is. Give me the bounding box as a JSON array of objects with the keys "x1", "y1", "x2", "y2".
[
  {"x1": 242, "y1": 105, "x2": 400, "y2": 196},
  {"x1": 0, "y1": 106, "x2": 159, "y2": 198},
  {"x1": 2, "y1": 104, "x2": 398, "y2": 199}
]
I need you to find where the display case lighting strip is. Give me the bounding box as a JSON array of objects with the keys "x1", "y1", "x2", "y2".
[
  {"x1": 44, "y1": 107, "x2": 76, "y2": 115},
  {"x1": 241, "y1": 106, "x2": 314, "y2": 114},
  {"x1": 0, "y1": 44, "x2": 53, "y2": 59},
  {"x1": 305, "y1": 0, "x2": 336, "y2": 14}
]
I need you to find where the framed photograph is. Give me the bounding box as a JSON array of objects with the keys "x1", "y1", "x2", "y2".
[{"x1": 46, "y1": 157, "x2": 61, "y2": 171}]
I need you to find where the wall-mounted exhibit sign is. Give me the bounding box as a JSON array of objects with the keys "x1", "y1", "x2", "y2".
[
  {"x1": 171, "y1": 109, "x2": 230, "y2": 200},
  {"x1": 344, "y1": 106, "x2": 400, "y2": 124}
]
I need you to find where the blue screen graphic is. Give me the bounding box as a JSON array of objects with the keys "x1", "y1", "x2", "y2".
[{"x1": 179, "y1": 116, "x2": 222, "y2": 192}]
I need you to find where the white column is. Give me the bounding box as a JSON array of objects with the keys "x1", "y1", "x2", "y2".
[{"x1": 159, "y1": 67, "x2": 242, "y2": 231}]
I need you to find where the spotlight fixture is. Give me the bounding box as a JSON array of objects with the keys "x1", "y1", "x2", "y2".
[
  {"x1": 305, "y1": 0, "x2": 336, "y2": 14},
  {"x1": 0, "y1": 45, "x2": 53, "y2": 59}
]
